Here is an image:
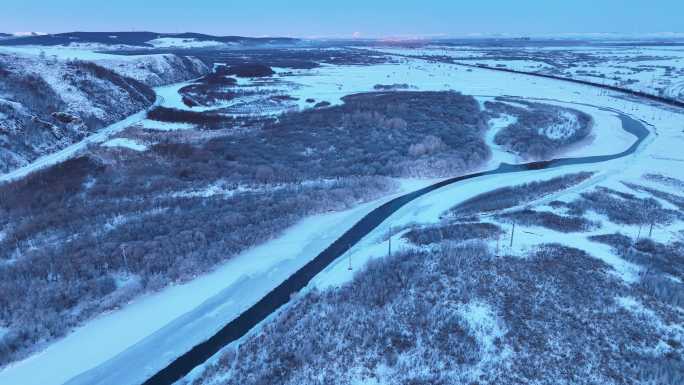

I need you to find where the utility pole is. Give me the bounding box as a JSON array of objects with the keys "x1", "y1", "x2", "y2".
[
  {"x1": 509, "y1": 223, "x2": 515, "y2": 249},
  {"x1": 496, "y1": 232, "x2": 500, "y2": 256},
  {"x1": 649, "y1": 221, "x2": 655, "y2": 238},
  {"x1": 121, "y1": 245, "x2": 129, "y2": 274}
]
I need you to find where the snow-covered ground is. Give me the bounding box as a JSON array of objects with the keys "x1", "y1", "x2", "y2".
[
  {"x1": 457, "y1": 301, "x2": 507, "y2": 360},
  {"x1": 101, "y1": 138, "x2": 148, "y2": 151},
  {"x1": 148, "y1": 38, "x2": 225, "y2": 49},
  {"x1": 373, "y1": 45, "x2": 684, "y2": 101},
  {"x1": 524, "y1": 99, "x2": 636, "y2": 158},
  {"x1": 183, "y1": 133, "x2": 681, "y2": 382},
  {"x1": 2, "y1": 46, "x2": 683, "y2": 385},
  {"x1": 0, "y1": 45, "x2": 208, "y2": 87},
  {"x1": 476, "y1": 95, "x2": 635, "y2": 167},
  {"x1": 180, "y1": 51, "x2": 684, "y2": 384},
  {"x1": 154, "y1": 81, "x2": 196, "y2": 109},
  {"x1": 483, "y1": 112, "x2": 519, "y2": 167},
  {"x1": 310, "y1": 138, "x2": 683, "y2": 293},
  {"x1": 0, "y1": 45, "x2": 143, "y2": 61},
  {"x1": 307, "y1": 98, "x2": 679, "y2": 291},
  {"x1": 0, "y1": 178, "x2": 438, "y2": 385},
  {"x1": 301, "y1": 61, "x2": 682, "y2": 296},
  {"x1": 153, "y1": 80, "x2": 245, "y2": 112},
  {"x1": 311, "y1": 161, "x2": 624, "y2": 288},
  {"x1": 138, "y1": 119, "x2": 196, "y2": 131}
]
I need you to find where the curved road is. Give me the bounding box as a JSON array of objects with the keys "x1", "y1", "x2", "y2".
[{"x1": 140, "y1": 110, "x2": 651, "y2": 385}]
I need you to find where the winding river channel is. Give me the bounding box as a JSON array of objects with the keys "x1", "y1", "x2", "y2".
[
  {"x1": 0, "y1": 45, "x2": 684, "y2": 385},
  {"x1": 137, "y1": 109, "x2": 650, "y2": 385},
  {"x1": 0, "y1": 69, "x2": 651, "y2": 385},
  {"x1": 0, "y1": 60, "x2": 659, "y2": 385}
]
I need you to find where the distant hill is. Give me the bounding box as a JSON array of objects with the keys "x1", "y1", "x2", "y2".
[{"x1": 0, "y1": 31, "x2": 300, "y2": 48}]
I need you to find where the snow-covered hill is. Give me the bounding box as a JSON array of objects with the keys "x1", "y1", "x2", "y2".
[
  {"x1": 0, "y1": 49, "x2": 209, "y2": 174},
  {"x1": 0, "y1": 32, "x2": 300, "y2": 49},
  {"x1": 98, "y1": 54, "x2": 209, "y2": 86},
  {"x1": 1, "y1": 44, "x2": 681, "y2": 385}
]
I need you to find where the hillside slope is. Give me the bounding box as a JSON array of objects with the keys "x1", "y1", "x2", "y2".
[
  {"x1": 0, "y1": 52, "x2": 209, "y2": 174},
  {"x1": 97, "y1": 54, "x2": 209, "y2": 86}
]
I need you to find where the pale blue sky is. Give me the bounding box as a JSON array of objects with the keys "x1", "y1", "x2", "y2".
[{"x1": 2, "y1": 0, "x2": 682, "y2": 38}]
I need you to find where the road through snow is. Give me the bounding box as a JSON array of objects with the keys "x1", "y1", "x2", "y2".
[
  {"x1": 0, "y1": 56, "x2": 667, "y2": 385},
  {"x1": 133, "y1": 110, "x2": 649, "y2": 385}
]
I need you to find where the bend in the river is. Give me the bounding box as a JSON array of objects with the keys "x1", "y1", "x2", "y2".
[{"x1": 137, "y1": 106, "x2": 650, "y2": 385}]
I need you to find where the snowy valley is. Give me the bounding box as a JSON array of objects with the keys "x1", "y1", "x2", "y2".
[{"x1": 0, "y1": 30, "x2": 682, "y2": 385}]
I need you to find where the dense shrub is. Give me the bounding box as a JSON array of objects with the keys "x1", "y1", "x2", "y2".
[
  {"x1": 178, "y1": 73, "x2": 238, "y2": 108},
  {"x1": 591, "y1": 232, "x2": 684, "y2": 311},
  {"x1": 495, "y1": 209, "x2": 598, "y2": 232},
  {"x1": 589, "y1": 233, "x2": 633, "y2": 250},
  {"x1": 623, "y1": 181, "x2": 684, "y2": 210},
  {"x1": 486, "y1": 99, "x2": 593, "y2": 159},
  {"x1": 591, "y1": 234, "x2": 684, "y2": 282},
  {"x1": 373, "y1": 83, "x2": 411, "y2": 90},
  {"x1": 0, "y1": 90, "x2": 495, "y2": 364},
  {"x1": 568, "y1": 187, "x2": 680, "y2": 225},
  {"x1": 147, "y1": 106, "x2": 227, "y2": 125},
  {"x1": 643, "y1": 173, "x2": 684, "y2": 190},
  {"x1": 0, "y1": 69, "x2": 65, "y2": 113},
  {"x1": 259, "y1": 91, "x2": 489, "y2": 177},
  {"x1": 201, "y1": 72, "x2": 238, "y2": 86},
  {"x1": 68, "y1": 60, "x2": 156, "y2": 103},
  {"x1": 0, "y1": 160, "x2": 394, "y2": 365},
  {"x1": 225, "y1": 63, "x2": 275, "y2": 78},
  {"x1": 178, "y1": 47, "x2": 386, "y2": 70},
  {"x1": 0, "y1": 156, "x2": 104, "y2": 214},
  {"x1": 639, "y1": 271, "x2": 684, "y2": 308},
  {"x1": 191, "y1": 239, "x2": 683, "y2": 385},
  {"x1": 313, "y1": 101, "x2": 330, "y2": 108},
  {"x1": 404, "y1": 222, "x2": 502, "y2": 245},
  {"x1": 451, "y1": 172, "x2": 593, "y2": 216}
]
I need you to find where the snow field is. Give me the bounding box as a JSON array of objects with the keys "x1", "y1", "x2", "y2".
[
  {"x1": 101, "y1": 138, "x2": 147, "y2": 151},
  {"x1": 3, "y1": 45, "x2": 684, "y2": 385},
  {"x1": 174, "y1": 55, "x2": 681, "y2": 384},
  {"x1": 0, "y1": 178, "x2": 437, "y2": 385}
]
